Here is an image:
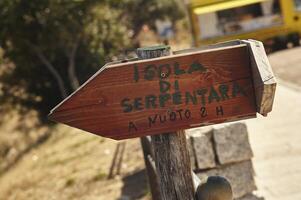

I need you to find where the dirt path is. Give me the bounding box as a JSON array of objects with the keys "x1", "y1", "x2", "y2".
[
  {"x1": 246, "y1": 84, "x2": 301, "y2": 200},
  {"x1": 245, "y1": 47, "x2": 301, "y2": 200},
  {"x1": 0, "y1": 126, "x2": 148, "y2": 200},
  {"x1": 268, "y1": 47, "x2": 301, "y2": 87}
]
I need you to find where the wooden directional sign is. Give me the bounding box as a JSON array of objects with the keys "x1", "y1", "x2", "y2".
[{"x1": 49, "y1": 40, "x2": 276, "y2": 140}]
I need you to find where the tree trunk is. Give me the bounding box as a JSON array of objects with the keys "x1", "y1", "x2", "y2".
[
  {"x1": 67, "y1": 41, "x2": 80, "y2": 91},
  {"x1": 32, "y1": 45, "x2": 68, "y2": 99}
]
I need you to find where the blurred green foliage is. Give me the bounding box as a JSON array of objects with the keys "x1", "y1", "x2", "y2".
[{"x1": 0, "y1": 0, "x2": 183, "y2": 120}]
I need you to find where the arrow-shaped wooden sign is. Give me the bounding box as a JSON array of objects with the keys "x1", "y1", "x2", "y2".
[{"x1": 49, "y1": 40, "x2": 276, "y2": 140}]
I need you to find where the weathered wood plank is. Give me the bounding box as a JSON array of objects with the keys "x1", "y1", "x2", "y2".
[
  {"x1": 173, "y1": 40, "x2": 243, "y2": 55},
  {"x1": 242, "y1": 40, "x2": 276, "y2": 116},
  {"x1": 49, "y1": 45, "x2": 257, "y2": 140},
  {"x1": 151, "y1": 130, "x2": 195, "y2": 200}
]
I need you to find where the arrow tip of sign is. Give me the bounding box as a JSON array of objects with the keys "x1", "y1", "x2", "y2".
[
  {"x1": 48, "y1": 110, "x2": 56, "y2": 122},
  {"x1": 48, "y1": 101, "x2": 65, "y2": 123}
]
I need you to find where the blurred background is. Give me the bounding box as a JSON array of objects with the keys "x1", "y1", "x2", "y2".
[{"x1": 0, "y1": 0, "x2": 301, "y2": 199}]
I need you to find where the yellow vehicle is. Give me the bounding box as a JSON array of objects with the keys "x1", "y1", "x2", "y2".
[{"x1": 187, "y1": 0, "x2": 301, "y2": 50}]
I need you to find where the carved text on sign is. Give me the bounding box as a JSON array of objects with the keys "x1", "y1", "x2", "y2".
[{"x1": 49, "y1": 44, "x2": 257, "y2": 140}]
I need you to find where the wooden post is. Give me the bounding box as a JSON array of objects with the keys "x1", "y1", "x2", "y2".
[{"x1": 137, "y1": 45, "x2": 195, "y2": 200}]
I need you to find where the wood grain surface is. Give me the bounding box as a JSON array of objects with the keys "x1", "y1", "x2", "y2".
[
  {"x1": 49, "y1": 44, "x2": 257, "y2": 140},
  {"x1": 242, "y1": 40, "x2": 277, "y2": 116}
]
